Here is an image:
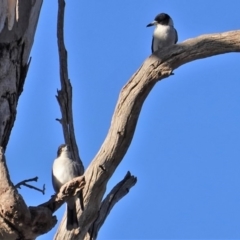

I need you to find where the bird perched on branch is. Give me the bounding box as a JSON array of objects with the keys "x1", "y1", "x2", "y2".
[
  {"x1": 147, "y1": 13, "x2": 178, "y2": 53},
  {"x1": 52, "y1": 144, "x2": 82, "y2": 230}
]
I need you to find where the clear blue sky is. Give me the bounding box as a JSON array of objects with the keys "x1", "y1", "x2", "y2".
[{"x1": 6, "y1": 0, "x2": 240, "y2": 239}]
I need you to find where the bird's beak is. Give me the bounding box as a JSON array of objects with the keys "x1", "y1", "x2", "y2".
[{"x1": 146, "y1": 21, "x2": 157, "y2": 27}]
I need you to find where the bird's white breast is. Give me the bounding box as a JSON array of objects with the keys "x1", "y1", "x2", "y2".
[
  {"x1": 153, "y1": 24, "x2": 176, "y2": 51},
  {"x1": 52, "y1": 154, "x2": 79, "y2": 189}
]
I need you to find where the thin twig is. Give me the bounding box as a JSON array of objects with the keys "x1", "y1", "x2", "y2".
[{"x1": 15, "y1": 177, "x2": 45, "y2": 194}]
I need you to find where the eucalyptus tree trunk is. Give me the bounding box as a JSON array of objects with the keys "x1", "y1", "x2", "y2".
[
  {"x1": 0, "y1": 0, "x2": 43, "y2": 150},
  {"x1": 0, "y1": 1, "x2": 47, "y2": 239}
]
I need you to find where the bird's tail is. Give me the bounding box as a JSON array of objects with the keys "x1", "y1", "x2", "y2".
[
  {"x1": 67, "y1": 202, "x2": 78, "y2": 230},
  {"x1": 78, "y1": 189, "x2": 84, "y2": 211}
]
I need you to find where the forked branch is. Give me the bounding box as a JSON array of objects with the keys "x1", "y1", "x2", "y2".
[
  {"x1": 73, "y1": 30, "x2": 240, "y2": 239},
  {"x1": 53, "y1": 2, "x2": 240, "y2": 239}
]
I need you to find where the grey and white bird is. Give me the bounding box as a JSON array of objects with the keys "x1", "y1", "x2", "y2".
[
  {"x1": 52, "y1": 144, "x2": 81, "y2": 230},
  {"x1": 147, "y1": 13, "x2": 178, "y2": 53}
]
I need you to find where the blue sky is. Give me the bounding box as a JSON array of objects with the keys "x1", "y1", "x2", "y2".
[{"x1": 5, "y1": 0, "x2": 240, "y2": 239}]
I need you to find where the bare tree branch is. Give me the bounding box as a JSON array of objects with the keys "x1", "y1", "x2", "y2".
[
  {"x1": 40, "y1": 176, "x2": 85, "y2": 213},
  {"x1": 55, "y1": 0, "x2": 83, "y2": 173},
  {"x1": 54, "y1": 2, "x2": 138, "y2": 238},
  {"x1": 65, "y1": 31, "x2": 239, "y2": 239},
  {"x1": 85, "y1": 171, "x2": 137, "y2": 240},
  {"x1": 15, "y1": 176, "x2": 45, "y2": 195}
]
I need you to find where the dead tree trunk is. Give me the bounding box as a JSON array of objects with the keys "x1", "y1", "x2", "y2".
[{"x1": 54, "y1": 28, "x2": 240, "y2": 240}]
